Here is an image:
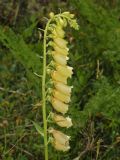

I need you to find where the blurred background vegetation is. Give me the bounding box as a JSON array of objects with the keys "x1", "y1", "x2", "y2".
[{"x1": 0, "y1": 0, "x2": 120, "y2": 159}]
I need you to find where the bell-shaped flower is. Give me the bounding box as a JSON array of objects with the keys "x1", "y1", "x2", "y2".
[
  {"x1": 56, "y1": 64, "x2": 73, "y2": 78},
  {"x1": 49, "y1": 129, "x2": 70, "y2": 151},
  {"x1": 54, "y1": 82, "x2": 72, "y2": 95},
  {"x1": 51, "y1": 98, "x2": 68, "y2": 114},
  {"x1": 53, "y1": 139, "x2": 70, "y2": 152},
  {"x1": 54, "y1": 37, "x2": 68, "y2": 49},
  {"x1": 51, "y1": 71, "x2": 67, "y2": 84},
  {"x1": 52, "y1": 51, "x2": 69, "y2": 66},
  {"x1": 53, "y1": 89, "x2": 71, "y2": 103},
  {"x1": 52, "y1": 113, "x2": 72, "y2": 128},
  {"x1": 53, "y1": 43, "x2": 69, "y2": 56},
  {"x1": 49, "y1": 128, "x2": 70, "y2": 145}
]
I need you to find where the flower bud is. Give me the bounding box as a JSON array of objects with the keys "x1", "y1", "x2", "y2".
[
  {"x1": 54, "y1": 37, "x2": 68, "y2": 49},
  {"x1": 63, "y1": 12, "x2": 70, "y2": 16},
  {"x1": 49, "y1": 12, "x2": 54, "y2": 18},
  {"x1": 53, "y1": 43, "x2": 69, "y2": 56},
  {"x1": 50, "y1": 60, "x2": 55, "y2": 67},
  {"x1": 62, "y1": 18, "x2": 67, "y2": 27},
  {"x1": 51, "y1": 98, "x2": 68, "y2": 114},
  {"x1": 56, "y1": 64, "x2": 73, "y2": 78},
  {"x1": 54, "y1": 82, "x2": 72, "y2": 95},
  {"x1": 46, "y1": 95, "x2": 52, "y2": 102},
  {"x1": 52, "y1": 52, "x2": 69, "y2": 66},
  {"x1": 51, "y1": 71, "x2": 67, "y2": 84},
  {"x1": 48, "y1": 41, "x2": 53, "y2": 47},
  {"x1": 52, "y1": 26, "x2": 65, "y2": 38},
  {"x1": 55, "y1": 26, "x2": 65, "y2": 38},
  {"x1": 53, "y1": 89, "x2": 71, "y2": 103},
  {"x1": 47, "y1": 68, "x2": 52, "y2": 74},
  {"x1": 57, "y1": 17, "x2": 64, "y2": 27},
  {"x1": 52, "y1": 113, "x2": 72, "y2": 128},
  {"x1": 47, "y1": 88, "x2": 53, "y2": 94}
]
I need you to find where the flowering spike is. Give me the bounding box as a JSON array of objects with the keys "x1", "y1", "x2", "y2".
[{"x1": 42, "y1": 11, "x2": 78, "y2": 155}]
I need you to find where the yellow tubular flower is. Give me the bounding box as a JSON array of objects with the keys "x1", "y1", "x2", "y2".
[
  {"x1": 51, "y1": 71, "x2": 67, "y2": 84},
  {"x1": 50, "y1": 129, "x2": 70, "y2": 145},
  {"x1": 54, "y1": 82, "x2": 72, "y2": 95},
  {"x1": 52, "y1": 113, "x2": 72, "y2": 128},
  {"x1": 56, "y1": 64, "x2": 73, "y2": 78},
  {"x1": 48, "y1": 128, "x2": 70, "y2": 151},
  {"x1": 54, "y1": 37, "x2": 68, "y2": 49},
  {"x1": 53, "y1": 139, "x2": 70, "y2": 152},
  {"x1": 53, "y1": 43, "x2": 69, "y2": 56},
  {"x1": 53, "y1": 89, "x2": 71, "y2": 103},
  {"x1": 51, "y1": 98, "x2": 68, "y2": 114},
  {"x1": 52, "y1": 52, "x2": 69, "y2": 66}
]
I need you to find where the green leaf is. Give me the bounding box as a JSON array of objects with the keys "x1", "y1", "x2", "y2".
[{"x1": 32, "y1": 121, "x2": 44, "y2": 137}]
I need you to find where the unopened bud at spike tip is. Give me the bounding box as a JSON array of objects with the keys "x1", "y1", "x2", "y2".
[{"x1": 49, "y1": 12, "x2": 54, "y2": 18}]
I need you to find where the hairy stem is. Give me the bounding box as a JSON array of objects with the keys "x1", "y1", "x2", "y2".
[{"x1": 42, "y1": 19, "x2": 52, "y2": 160}]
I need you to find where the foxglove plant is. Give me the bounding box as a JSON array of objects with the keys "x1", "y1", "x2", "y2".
[{"x1": 42, "y1": 11, "x2": 78, "y2": 160}]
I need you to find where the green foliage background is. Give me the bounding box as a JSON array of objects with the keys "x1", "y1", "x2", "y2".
[{"x1": 0, "y1": 0, "x2": 120, "y2": 159}]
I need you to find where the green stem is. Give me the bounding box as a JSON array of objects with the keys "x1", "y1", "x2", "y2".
[{"x1": 42, "y1": 19, "x2": 52, "y2": 160}]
